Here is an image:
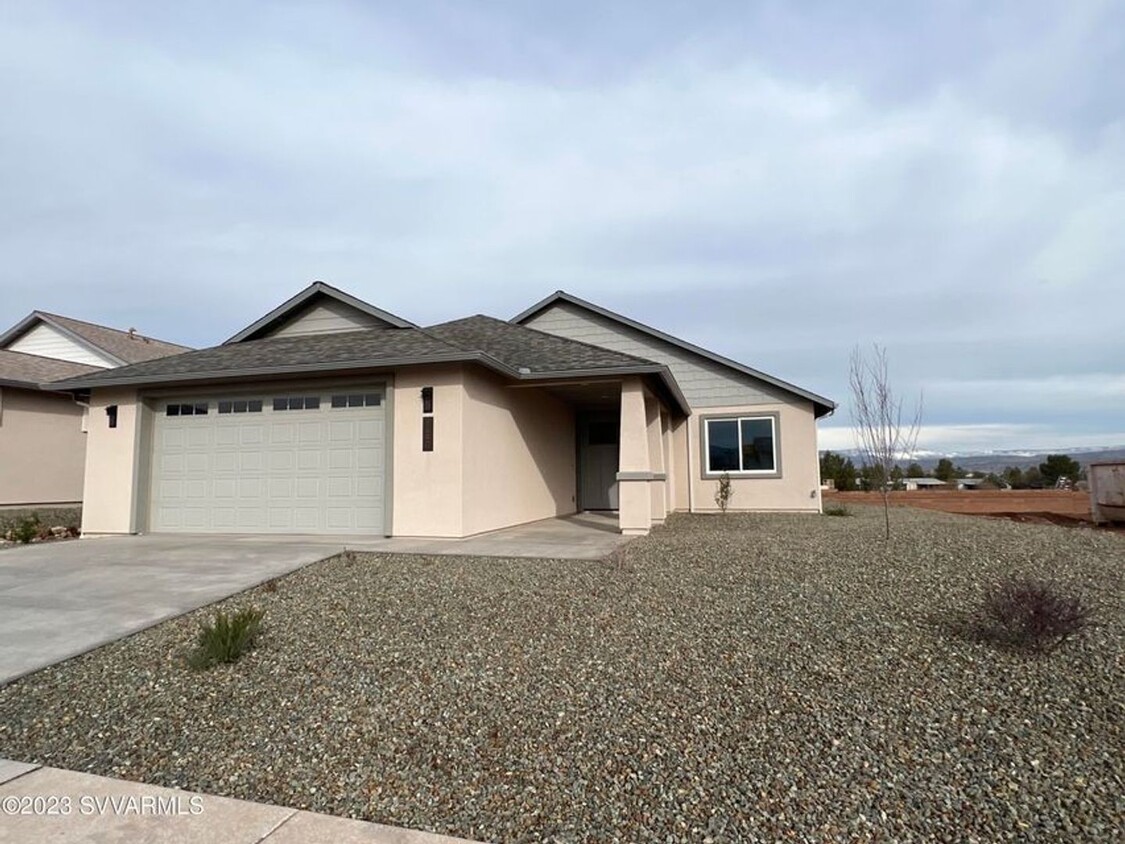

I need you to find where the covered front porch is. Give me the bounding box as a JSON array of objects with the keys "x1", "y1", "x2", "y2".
[{"x1": 518, "y1": 374, "x2": 683, "y2": 536}]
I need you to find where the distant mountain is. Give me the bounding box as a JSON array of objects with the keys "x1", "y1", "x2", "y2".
[{"x1": 823, "y1": 445, "x2": 1125, "y2": 474}]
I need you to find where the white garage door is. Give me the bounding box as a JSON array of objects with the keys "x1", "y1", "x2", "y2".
[{"x1": 149, "y1": 387, "x2": 385, "y2": 535}]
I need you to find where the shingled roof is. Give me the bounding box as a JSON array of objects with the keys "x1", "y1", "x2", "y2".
[
  {"x1": 0, "y1": 311, "x2": 191, "y2": 366},
  {"x1": 424, "y1": 315, "x2": 657, "y2": 375},
  {"x1": 0, "y1": 349, "x2": 101, "y2": 390},
  {"x1": 46, "y1": 317, "x2": 689, "y2": 413}
]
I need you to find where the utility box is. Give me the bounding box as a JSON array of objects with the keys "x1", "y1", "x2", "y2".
[{"x1": 1088, "y1": 462, "x2": 1125, "y2": 524}]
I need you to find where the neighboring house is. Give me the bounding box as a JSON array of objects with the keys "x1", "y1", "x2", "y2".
[
  {"x1": 0, "y1": 312, "x2": 190, "y2": 507},
  {"x1": 50, "y1": 282, "x2": 835, "y2": 538},
  {"x1": 904, "y1": 477, "x2": 947, "y2": 491}
]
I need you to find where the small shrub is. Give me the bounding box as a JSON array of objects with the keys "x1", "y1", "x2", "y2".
[
  {"x1": 188, "y1": 607, "x2": 265, "y2": 670},
  {"x1": 10, "y1": 514, "x2": 41, "y2": 544},
  {"x1": 714, "y1": 472, "x2": 733, "y2": 513},
  {"x1": 823, "y1": 503, "x2": 851, "y2": 517},
  {"x1": 976, "y1": 578, "x2": 1094, "y2": 653}
]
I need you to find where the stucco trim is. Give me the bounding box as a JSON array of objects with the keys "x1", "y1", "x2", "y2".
[
  {"x1": 698, "y1": 411, "x2": 783, "y2": 480},
  {"x1": 616, "y1": 471, "x2": 654, "y2": 481}
]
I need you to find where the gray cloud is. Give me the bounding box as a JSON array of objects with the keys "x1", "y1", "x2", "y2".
[{"x1": 1, "y1": 1, "x2": 1121, "y2": 450}]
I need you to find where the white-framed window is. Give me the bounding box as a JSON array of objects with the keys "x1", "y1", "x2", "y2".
[{"x1": 704, "y1": 415, "x2": 778, "y2": 474}]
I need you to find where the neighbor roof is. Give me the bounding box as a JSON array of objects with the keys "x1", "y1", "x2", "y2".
[
  {"x1": 0, "y1": 311, "x2": 191, "y2": 366},
  {"x1": 512, "y1": 291, "x2": 836, "y2": 417},
  {"x1": 0, "y1": 349, "x2": 102, "y2": 390},
  {"x1": 224, "y1": 281, "x2": 417, "y2": 343},
  {"x1": 47, "y1": 318, "x2": 691, "y2": 414}
]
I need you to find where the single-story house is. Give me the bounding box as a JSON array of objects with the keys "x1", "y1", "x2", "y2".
[
  {"x1": 904, "y1": 477, "x2": 947, "y2": 491},
  {"x1": 0, "y1": 312, "x2": 189, "y2": 507},
  {"x1": 50, "y1": 282, "x2": 836, "y2": 538}
]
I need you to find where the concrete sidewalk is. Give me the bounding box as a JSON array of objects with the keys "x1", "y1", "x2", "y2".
[{"x1": 0, "y1": 759, "x2": 483, "y2": 843}]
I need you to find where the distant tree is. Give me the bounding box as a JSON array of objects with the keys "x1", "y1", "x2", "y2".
[
  {"x1": 819, "y1": 451, "x2": 858, "y2": 491},
  {"x1": 859, "y1": 462, "x2": 887, "y2": 492},
  {"x1": 1001, "y1": 466, "x2": 1024, "y2": 489},
  {"x1": 1039, "y1": 454, "x2": 1081, "y2": 487},
  {"x1": 983, "y1": 473, "x2": 1005, "y2": 489},
  {"x1": 849, "y1": 344, "x2": 923, "y2": 539},
  {"x1": 906, "y1": 462, "x2": 926, "y2": 478},
  {"x1": 890, "y1": 464, "x2": 905, "y2": 490},
  {"x1": 934, "y1": 458, "x2": 957, "y2": 482},
  {"x1": 1023, "y1": 466, "x2": 1044, "y2": 489}
]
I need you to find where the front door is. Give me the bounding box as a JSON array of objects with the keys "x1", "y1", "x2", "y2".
[{"x1": 578, "y1": 415, "x2": 619, "y2": 510}]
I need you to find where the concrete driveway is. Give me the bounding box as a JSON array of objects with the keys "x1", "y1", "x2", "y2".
[{"x1": 0, "y1": 535, "x2": 345, "y2": 685}]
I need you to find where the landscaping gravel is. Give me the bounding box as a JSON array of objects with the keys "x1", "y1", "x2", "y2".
[{"x1": 1, "y1": 507, "x2": 1121, "y2": 842}]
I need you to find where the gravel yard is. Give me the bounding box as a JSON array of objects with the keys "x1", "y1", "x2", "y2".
[{"x1": 1, "y1": 507, "x2": 1121, "y2": 842}]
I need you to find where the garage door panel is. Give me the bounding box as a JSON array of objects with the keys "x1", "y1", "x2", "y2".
[
  {"x1": 268, "y1": 478, "x2": 293, "y2": 498},
  {"x1": 213, "y1": 453, "x2": 237, "y2": 472},
  {"x1": 355, "y1": 477, "x2": 379, "y2": 497},
  {"x1": 215, "y1": 427, "x2": 238, "y2": 446},
  {"x1": 240, "y1": 453, "x2": 263, "y2": 471},
  {"x1": 240, "y1": 427, "x2": 264, "y2": 446},
  {"x1": 149, "y1": 389, "x2": 385, "y2": 535},
  {"x1": 296, "y1": 450, "x2": 321, "y2": 470},
  {"x1": 356, "y1": 448, "x2": 381, "y2": 469},
  {"x1": 270, "y1": 452, "x2": 294, "y2": 471},
  {"x1": 185, "y1": 453, "x2": 208, "y2": 472},
  {"x1": 162, "y1": 428, "x2": 186, "y2": 448},
  {"x1": 186, "y1": 428, "x2": 210, "y2": 448},
  {"x1": 239, "y1": 478, "x2": 264, "y2": 498},
  {"x1": 212, "y1": 508, "x2": 236, "y2": 528},
  {"x1": 271, "y1": 424, "x2": 294, "y2": 444},
  {"x1": 160, "y1": 453, "x2": 185, "y2": 473}
]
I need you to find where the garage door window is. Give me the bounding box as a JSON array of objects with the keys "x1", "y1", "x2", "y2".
[
  {"x1": 331, "y1": 393, "x2": 382, "y2": 408},
  {"x1": 218, "y1": 399, "x2": 263, "y2": 414},
  {"x1": 166, "y1": 403, "x2": 209, "y2": 417},
  {"x1": 273, "y1": 396, "x2": 321, "y2": 411}
]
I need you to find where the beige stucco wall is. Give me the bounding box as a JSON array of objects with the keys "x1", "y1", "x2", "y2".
[
  {"x1": 686, "y1": 399, "x2": 822, "y2": 513},
  {"x1": 461, "y1": 368, "x2": 576, "y2": 535},
  {"x1": 0, "y1": 388, "x2": 87, "y2": 506},
  {"x1": 81, "y1": 388, "x2": 143, "y2": 534},
  {"x1": 392, "y1": 364, "x2": 579, "y2": 537},
  {"x1": 391, "y1": 365, "x2": 466, "y2": 537}
]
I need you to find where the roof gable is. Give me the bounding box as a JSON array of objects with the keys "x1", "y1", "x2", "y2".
[
  {"x1": 512, "y1": 291, "x2": 836, "y2": 417},
  {"x1": 225, "y1": 282, "x2": 417, "y2": 343},
  {"x1": 0, "y1": 312, "x2": 190, "y2": 367}
]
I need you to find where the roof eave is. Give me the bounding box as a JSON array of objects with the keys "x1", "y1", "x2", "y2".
[
  {"x1": 224, "y1": 282, "x2": 418, "y2": 344},
  {"x1": 499, "y1": 363, "x2": 691, "y2": 417},
  {"x1": 513, "y1": 291, "x2": 837, "y2": 417},
  {"x1": 48, "y1": 350, "x2": 483, "y2": 392}
]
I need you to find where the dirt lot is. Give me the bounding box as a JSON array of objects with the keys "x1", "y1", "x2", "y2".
[{"x1": 826, "y1": 489, "x2": 1095, "y2": 524}]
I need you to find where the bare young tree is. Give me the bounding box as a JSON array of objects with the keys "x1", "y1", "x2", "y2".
[{"x1": 849, "y1": 344, "x2": 923, "y2": 539}]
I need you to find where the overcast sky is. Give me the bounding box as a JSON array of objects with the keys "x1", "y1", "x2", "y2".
[{"x1": 2, "y1": 2, "x2": 1122, "y2": 452}]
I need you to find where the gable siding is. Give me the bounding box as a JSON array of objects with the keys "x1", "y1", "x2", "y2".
[
  {"x1": 6, "y1": 323, "x2": 115, "y2": 367},
  {"x1": 523, "y1": 302, "x2": 795, "y2": 409},
  {"x1": 267, "y1": 298, "x2": 394, "y2": 338}
]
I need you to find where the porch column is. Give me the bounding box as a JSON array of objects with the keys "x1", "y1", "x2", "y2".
[
  {"x1": 661, "y1": 411, "x2": 674, "y2": 515},
  {"x1": 618, "y1": 377, "x2": 652, "y2": 535},
  {"x1": 646, "y1": 396, "x2": 667, "y2": 524}
]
